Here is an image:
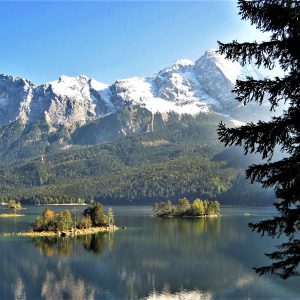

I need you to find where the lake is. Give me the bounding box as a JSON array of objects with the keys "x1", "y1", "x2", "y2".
[{"x1": 0, "y1": 205, "x2": 299, "y2": 299}]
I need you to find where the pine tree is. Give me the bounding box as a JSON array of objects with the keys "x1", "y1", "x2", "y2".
[{"x1": 217, "y1": 0, "x2": 300, "y2": 279}]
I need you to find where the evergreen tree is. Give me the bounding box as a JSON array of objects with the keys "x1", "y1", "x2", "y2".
[
  {"x1": 218, "y1": 0, "x2": 300, "y2": 279},
  {"x1": 83, "y1": 203, "x2": 108, "y2": 227}
]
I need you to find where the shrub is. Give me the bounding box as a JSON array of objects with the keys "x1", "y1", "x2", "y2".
[
  {"x1": 83, "y1": 203, "x2": 109, "y2": 227},
  {"x1": 78, "y1": 215, "x2": 93, "y2": 229}
]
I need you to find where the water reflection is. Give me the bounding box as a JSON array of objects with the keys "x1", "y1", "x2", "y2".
[
  {"x1": 41, "y1": 271, "x2": 97, "y2": 300},
  {"x1": 1, "y1": 207, "x2": 300, "y2": 299},
  {"x1": 33, "y1": 233, "x2": 112, "y2": 257},
  {"x1": 14, "y1": 277, "x2": 26, "y2": 300},
  {"x1": 144, "y1": 290, "x2": 213, "y2": 300}
]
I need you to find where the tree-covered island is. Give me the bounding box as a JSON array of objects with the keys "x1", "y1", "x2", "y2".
[
  {"x1": 12, "y1": 203, "x2": 117, "y2": 237},
  {"x1": 0, "y1": 200, "x2": 24, "y2": 217},
  {"x1": 153, "y1": 197, "x2": 220, "y2": 218}
]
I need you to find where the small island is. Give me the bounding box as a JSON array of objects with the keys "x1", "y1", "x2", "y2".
[
  {"x1": 9, "y1": 203, "x2": 117, "y2": 237},
  {"x1": 0, "y1": 200, "x2": 25, "y2": 217},
  {"x1": 153, "y1": 197, "x2": 220, "y2": 218}
]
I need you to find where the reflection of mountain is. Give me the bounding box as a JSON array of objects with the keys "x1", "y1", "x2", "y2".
[
  {"x1": 41, "y1": 271, "x2": 97, "y2": 300},
  {"x1": 1, "y1": 211, "x2": 299, "y2": 299},
  {"x1": 13, "y1": 277, "x2": 26, "y2": 300},
  {"x1": 143, "y1": 289, "x2": 213, "y2": 300}
]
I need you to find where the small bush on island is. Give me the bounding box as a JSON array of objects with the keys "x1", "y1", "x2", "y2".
[
  {"x1": 7, "y1": 200, "x2": 22, "y2": 214},
  {"x1": 32, "y1": 203, "x2": 114, "y2": 232},
  {"x1": 153, "y1": 197, "x2": 220, "y2": 217}
]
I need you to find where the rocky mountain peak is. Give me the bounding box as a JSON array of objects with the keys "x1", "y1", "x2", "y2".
[{"x1": 0, "y1": 49, "x2": 272, "y2": 130}]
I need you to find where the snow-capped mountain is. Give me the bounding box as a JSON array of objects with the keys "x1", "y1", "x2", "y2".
[
  {"x1": 0, "y1": 74, "x2": 115, "y2": 129},
  {"x1": 0, "y1": 49, "x2": 270, "y2": 130}
]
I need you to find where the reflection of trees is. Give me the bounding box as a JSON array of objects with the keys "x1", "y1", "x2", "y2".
[
  {"x1": 3, "y1": 213, "x2": 299, "y2": 300},
  {"x1": 32, "y1": 233, "x2": 111, "y2": 257},
  {"x1": 150, "y1": 217, "x2": 224, "y2": 255},
  {"x1": 82, "y1": 233, "x2": 109, "y2": 255},
  {"x1": 33, "y1": 237, "x2": 73, "y2": 256},
  {"x1": 102, "y1": 216, "x2": 249, "y2": 298}
]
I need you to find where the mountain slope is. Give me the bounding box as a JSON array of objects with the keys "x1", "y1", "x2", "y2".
[{"x1": 0, "y1": 114, "x2": 274, "y2": 205}]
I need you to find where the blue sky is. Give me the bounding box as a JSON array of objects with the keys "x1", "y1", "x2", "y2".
[{"x1": 0, "y1": 1, "x2": 266, "y2": 85}]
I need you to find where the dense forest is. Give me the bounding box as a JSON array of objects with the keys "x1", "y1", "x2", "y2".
[{"x1": 0, "y1": 112, "x2": 275, "y2": 205}]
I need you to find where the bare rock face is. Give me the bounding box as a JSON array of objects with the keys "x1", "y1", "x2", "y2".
[
  {"x1": 0, "y1": 50, "x2": 276, "y2": 132},
  {"x1": 29, "y1": 75, "x2": 115, "y2": 131},
  {"x1": 0, "y1": 75, "x2": 35, "y2": 126}
]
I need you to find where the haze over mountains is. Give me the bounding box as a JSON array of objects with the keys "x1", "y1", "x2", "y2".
[{"x1": 0, "y1": 49, "x2": 271, "y2": 133}]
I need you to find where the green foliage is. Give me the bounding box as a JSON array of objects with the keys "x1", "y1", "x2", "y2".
[
  {"x1": 0, "y1": 112, "x2": 273, "y2": 205},
  {"x1": 153, "y1": 200, "x2": 175, "y2": 217},
  {"x1": 33, "y1": 204, "x2": 113, "y2": 232},
  {"x1": 33, "y1": 208, "x2": 58, "y2": 232},
  {"x1": 218, "y1": 0, "x2": 300, "y2": 278},
  {"x1": 177, "y1": 197, "x2": 191, "y2": 215},
  {"x1": 78, "y1": 215, "x2": 93, "y2": 229},
  {"x1": 33, "y1": 209, "x2": 73, "y2": 232},
  {"x1": 0, "y1": 120, "x2": 66, "y2": 164},
  {"x1": 83, "y1": 203, "x2": 109, "y2": 227},
  {"x1": 7, "y1": 200, "x2": 22, "y2": 213},
  {"x1": 153, "y1": 197, "x2": 221, "y2": 217},
  {"x1": 55, "y1": 210, "x2": 73, "y2": 232},
  {"x1": 191, "y1": 199, "x2": 205, "y2": 216}
]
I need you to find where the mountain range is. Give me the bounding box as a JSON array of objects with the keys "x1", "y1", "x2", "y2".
[
  {"x1": 0, "y1": 49, "x2": 270, "y2": 132},
  {"x1": 0, "y1": 50, "x2": 276, "y2": 204}
]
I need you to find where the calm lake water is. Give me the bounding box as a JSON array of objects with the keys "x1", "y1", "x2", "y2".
[{"x1": 0, "y1": 205, "x2": 299, "y2": 300}]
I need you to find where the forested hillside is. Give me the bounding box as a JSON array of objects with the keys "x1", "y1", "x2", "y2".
[{"x1": 0, "y1": 113, "x2": 274, "y2": 205}]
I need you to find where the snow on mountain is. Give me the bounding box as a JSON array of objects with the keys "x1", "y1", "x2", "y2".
[
  {"x1": 0, "y1": 74, "x2": 115, "y2": 129},
  {"x1": 0, "y1": 74, "x2": 34, "y2": 126},
  {"x1": 112, "y1": 76, "x2": 209, "y2": 115},
  {"x1": 0, "y1": 49, "x2": 270, "y2": 130},
  {"x1": 36, "y1": 75, "x2": 115, "y2": 129},
  {"x1": 205, "y1": 49, "x2": 242, "y2": 83}
]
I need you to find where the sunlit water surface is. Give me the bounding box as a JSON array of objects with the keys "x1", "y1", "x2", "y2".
[{"x1": 0, "y1": 205, "x2": 299, "y2": 300}]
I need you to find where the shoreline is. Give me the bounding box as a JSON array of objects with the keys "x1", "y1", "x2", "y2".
[
  {"x1": 158, "y1": 214, "x2": 219, "y2": 218},
  {"x1": 3, "y1": 225, "x2": 118, "y2": 237},
  {"x1": 0, "y1": 214, "x2": 25, "y2": 218},
  {"x1": 36, "y1": 203, "x2": 87, "y2": 206},
  {"x1": 182, "y1": 214, "x2": 218, "y2": 218}
]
